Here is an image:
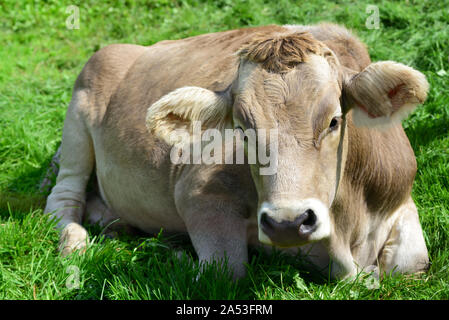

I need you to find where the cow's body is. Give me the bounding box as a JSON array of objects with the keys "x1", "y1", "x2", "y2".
[{"x1": 45, "y1": 24, "x2": 429, "y2": 279}]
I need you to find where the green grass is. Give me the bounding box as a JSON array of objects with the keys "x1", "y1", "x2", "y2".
[{"x1": 1, "y1": 0, "x2": 448, "y2": 300}]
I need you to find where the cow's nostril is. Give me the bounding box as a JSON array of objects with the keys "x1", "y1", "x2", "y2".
[
  {"x1": 299, "y1": 209, "x2": 317, "y2": 235},
  {"x1": 260, "y1": 211, "x2": 273, "y2": 230},
  {"x1": 303, "y1": 209, "x2": 317, "y2": 226}
]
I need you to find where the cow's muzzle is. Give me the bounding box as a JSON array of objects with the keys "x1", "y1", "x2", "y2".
[{"x1": 257, "y1": 199, "x2": 330, "y2": 247}]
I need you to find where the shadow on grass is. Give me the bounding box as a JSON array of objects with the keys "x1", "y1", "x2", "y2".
[
  {"x1": 405, "y1": 114, "x2": 449, "y2": 150},
  {"x1": 2, "y1": 153, "x2": 54, "y2": 196},
  {"x1": 244, "y1": 246, "x2": 330, "y2": 294},
  {"x1": 0, "y1": 192, "x2": 46, "y2": 220},
  {"x1": 0, "y1": 142, "x2": 58, "y2": 215},
  {"x1": 45, "y1": 220, "x2": 328, "y2": 300}
]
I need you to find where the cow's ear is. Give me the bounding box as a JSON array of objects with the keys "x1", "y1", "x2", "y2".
[
  {"x1": 343, "y1": 61, "x2": 429, "y2": 128},
  {"x1": 146, "y1": 86, "x2": 232, "y2": 144}
]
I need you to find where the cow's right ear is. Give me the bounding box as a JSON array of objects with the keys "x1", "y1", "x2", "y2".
[{"x1": 146, "y1": 86, "x2": 232, "y2": 144}]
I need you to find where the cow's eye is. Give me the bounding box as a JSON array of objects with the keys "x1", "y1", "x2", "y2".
[{"x1": 329, "y1": 116, "x2": 341, "y2": 131}]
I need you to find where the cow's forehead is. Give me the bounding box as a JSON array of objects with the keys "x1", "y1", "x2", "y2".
[
  {"x1": 298, "y1": 54, "x2": 336, "y2": 84},
  {"x1": 235, "y1": 54, "x2": 341, "y2": 112},
  {"x1": 285, "y1": 54, "x2": 340, "y2": 102}
]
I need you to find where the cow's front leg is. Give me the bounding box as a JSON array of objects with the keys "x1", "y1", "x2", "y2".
[
  {"x1": 180, "y1": 202, "x2": 249, "y2": 280},
  {"x1": 378, "y1": 197, "x2": 430, "y2": 276},
  {"x1": 44, "y1": 93, "x2": 94, "y2": 256}
]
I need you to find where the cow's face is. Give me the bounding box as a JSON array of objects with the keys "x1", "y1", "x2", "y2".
[
  {"x1": 232, "y1": 54, "x2": 343, "y2": 246},
  {"x1": 146, "y1": 31, "x2": 428, "y2": 248}
]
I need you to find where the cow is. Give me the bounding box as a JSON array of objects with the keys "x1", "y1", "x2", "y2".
[{"x1": 44, "y1": 23, "x2": 430, "y2": 280}]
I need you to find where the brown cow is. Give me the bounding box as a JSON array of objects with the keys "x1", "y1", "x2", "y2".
[{"x1": 45, "y1": 23, "x2": 429, "y2": 280}]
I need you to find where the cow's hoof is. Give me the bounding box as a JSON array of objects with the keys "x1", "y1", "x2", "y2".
[{"x1": 59, "y1": 222, "x2": 89, "y2": 257}]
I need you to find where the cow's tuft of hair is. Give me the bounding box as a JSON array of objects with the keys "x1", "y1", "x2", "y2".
[{"x1": 237, "y1": 32, "x2": 323, "y2": 73}]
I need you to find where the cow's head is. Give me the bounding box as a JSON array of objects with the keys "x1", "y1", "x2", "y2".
[{"x1": 146, "y1": 31, "x2": 428, "y2": 248}]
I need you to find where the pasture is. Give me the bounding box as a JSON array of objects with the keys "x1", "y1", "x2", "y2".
[{"x1": 0, "y1": 0, "x2": 448, "y2": 299}]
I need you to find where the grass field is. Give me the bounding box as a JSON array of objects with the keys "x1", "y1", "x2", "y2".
[{"x1": 1, "y1": 0, "x2": 448, "y2": 300}]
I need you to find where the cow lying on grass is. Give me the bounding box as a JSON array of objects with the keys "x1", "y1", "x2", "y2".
[{"x1": 45, "y1": 23, "x2": 429, "y2": 280}]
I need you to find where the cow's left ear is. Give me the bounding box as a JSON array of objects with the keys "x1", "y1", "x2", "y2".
[{"x1": 343, "y1": 61, "x2": 429, "y2": 127}]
